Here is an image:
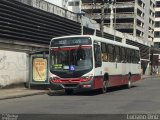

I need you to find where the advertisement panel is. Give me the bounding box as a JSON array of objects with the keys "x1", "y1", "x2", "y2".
[
  {"x1": 29, "y1": 52, "x2": 49, "y2": 85},
  {"x1": 33, "y1": 58, "x2": 48, "y2": 82}
]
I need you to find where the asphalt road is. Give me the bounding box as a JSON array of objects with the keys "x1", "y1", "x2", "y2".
[{"x1": 0, "y1": 77, "x2": 160, "y2": 114}]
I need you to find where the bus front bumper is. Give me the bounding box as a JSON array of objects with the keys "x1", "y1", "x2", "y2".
[{"x1": 49, "y1": 80, "x2": 94, "y2": 92}]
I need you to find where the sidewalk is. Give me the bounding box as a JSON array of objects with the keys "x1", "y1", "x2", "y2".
[
  {"x1": 0, "y1": 87, "x2": 48, "y2": 100},
  {"x1": 141, "y1": 74, "x2": 160, "y2": 80},
  {"x1": 0, "y1": 75, "x2": 159, "y2": 100}
]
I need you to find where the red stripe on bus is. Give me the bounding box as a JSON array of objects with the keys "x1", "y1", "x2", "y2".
[
  {"x1": 109, "y1": 75, "x2": 124, "y2": 87},
  {"x1": 109, "y1": 74, "x2": 141, "y2": 87},
  {"x1": 93, "y1": 76, "x2": 103, "y2": 89},
  {"x1": 93, "y1": 74, "x2": 141, "y2": 89},
  {"x1": 51, "y1": 74, "x2": 141, "y2": 89}
]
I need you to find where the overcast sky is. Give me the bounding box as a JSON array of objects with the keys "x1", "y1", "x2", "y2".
[{"x1": 44, "y1": 0, "x2": 62, "y2": 7}]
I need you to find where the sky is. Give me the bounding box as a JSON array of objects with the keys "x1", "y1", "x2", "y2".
[{"x1": 44, "y1": 0, "x2": 62, "y2": 7}]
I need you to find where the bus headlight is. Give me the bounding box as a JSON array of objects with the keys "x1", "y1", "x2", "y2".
[
  {"x1": 49, "y1": 77, "x2": 60, "y2": 83},
  {"x1": 81, "y1": 76, "x2": 93, "y2": 82},
  {"x1": 49, "y1": 77, "x2": 53, "y2": 82}
]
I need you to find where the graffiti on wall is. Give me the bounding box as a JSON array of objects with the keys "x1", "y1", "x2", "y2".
[
  {"x1": 0, "y1": 55, "x2": 7, "y2": 70},
  {"x1": 0, "y1": 51, "x2": 29, "y2": 87}
]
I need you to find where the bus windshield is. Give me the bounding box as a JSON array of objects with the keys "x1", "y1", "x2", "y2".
[{"x1": 50, "y1": 46, "x2": 93, "y2": 78}]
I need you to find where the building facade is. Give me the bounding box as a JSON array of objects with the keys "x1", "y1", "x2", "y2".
[
  {"x1": 81, "y1": 0, "x2": 156, "y2": 75},
  {"x1": 155, "y1": 0, "x2": 160, "y2": 48},
  {"x1": 152, "y1": 0, "x2": 160, "y2": 74},
  {"x1": 81, "y1": 0, "x2": 155, "y2": 46}
]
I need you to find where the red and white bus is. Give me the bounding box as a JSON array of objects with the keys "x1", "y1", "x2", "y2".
[{"x1": 49, "y1": 35, "x2": 141, "y2": 94}]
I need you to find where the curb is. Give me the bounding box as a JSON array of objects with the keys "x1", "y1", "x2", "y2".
[
  {"x1": 0, "y1": 91, "x2": 47, "y2": 100},
  {"x1": 142, "y1": 75, "x2": 160, "y2": 80},
  {"x1": 0, "y1": 75, "x2": 159, "y2": 100}
]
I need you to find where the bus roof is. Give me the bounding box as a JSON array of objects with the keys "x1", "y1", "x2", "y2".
[{"x1": 51, "y1": 35, "x2": 139, "y2": 50}]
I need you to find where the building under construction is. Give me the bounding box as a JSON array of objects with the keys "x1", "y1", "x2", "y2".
[
  {"x1": 81, "y1": 0, "x2": 155, "y2": 43},
  {"x1": 81, "y1": 0, "x2": 155, "y2": 74}
]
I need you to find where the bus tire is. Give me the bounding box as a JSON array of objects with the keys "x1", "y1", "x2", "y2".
[
  {"x1": 65, "y1": 89, "x2": 74, "y2": 95},
  {"x1": 126, "y1": 75, "x2": 132, "y2": 89},
  {"x1": 99, "y1": 79, "x2": 108, "y2": 94}
]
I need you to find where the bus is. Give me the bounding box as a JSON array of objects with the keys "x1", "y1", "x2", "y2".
[{"x1": 49, "y1": 35, "x2": 141, "y2": 94}]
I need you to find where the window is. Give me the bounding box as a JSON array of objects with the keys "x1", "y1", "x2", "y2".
[
  {"x1": 126, "y1": 48, "x2": 131, "y2": 63},
  {"x1": 101, "y1": 43, "x2": 106, "y2": 53},
  {"x1": 131, "y1": 49, "x2": 135, "y2": 63},
  {"x1": 156, "y1": 1, "x2": 160, "y2": 7},
  {"x1": 101, "y1": 43, "x2": 108, "y2": 62},
  {"x1": 154, "y1": 42, "x2": 160, "y2": 48},
  {"x1": 155, "y1": 22, "x2": 160, "y2": 27},
  {"x1": 154, "y1": 31, "x2": 160, "y2": 38},
  {"x1": 75, "y1": 1, "x2": 79, "y2": 6},
  {"x1": 68, "y1": 2, "x2": 73, "y2": 6},
  {"x1": 108, "y1": 44, "x2": 114, "y2": 62},
  {"x1": 115, "y1": 46, "x2": 121, "y2": 62},
  {"x1": 94, "y1": 42, "x2": 102, "y2": 67},
  {"x1": 135, "y1": 50, "x2": 140, "y2": 63},
  {"x1": 121, "y1": 47, "x2": 126, "y2": 62},
  {"x1": 68, "y1": 1, "x2": 79, "y2": 6},
  {"x1": 155, "y1": 11, "x2": 160, "y2": 17}
]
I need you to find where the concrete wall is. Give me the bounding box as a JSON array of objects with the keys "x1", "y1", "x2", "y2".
[
  {"x1": 16, "y1": 0, "x2": 78, "y2": 22},
  {"x1": 0, "y1": 50, "x2": 29, "y2": 87}
]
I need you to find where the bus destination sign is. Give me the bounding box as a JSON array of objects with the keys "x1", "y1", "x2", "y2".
[{"x1": 51, "y1": 37, "x2": 92, "y2": 47}]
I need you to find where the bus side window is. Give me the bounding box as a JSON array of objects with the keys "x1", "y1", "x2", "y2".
[
  {"x1": 94, "y1": 42, "x2": 102, "y2": 67},
  {"x1": 121, "y1": 47, "x2": 126, "y2": 63},
  {"x1": 126, "y1": 48, "x2": 131, "y2": 63},
  {"x1": 101, "y1": 42, "x2": 108, "y2": 62},
  {"x1": 108, "y1": 44, "x2": 114, "y2": 62},
  {"x1": 135, "y1": 50, "x2": 140, "y2": 63},
  {"x1": 115, "y1": 46, "x2": 121, "y2": 62},
  {"x1": 131, "y1": 50, "x2": 135, "y2": 63}
]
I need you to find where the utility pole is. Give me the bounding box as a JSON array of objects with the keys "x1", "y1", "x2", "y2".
[
  {"x1": 113, "y1": 0, "x2": 116, "y2": 41},
  {"x1": 77, "y1": 0, "x2": 85, "y2": 35},
  {"x1": 100, "y1": 0, "x2": 105, "y2": 37}
]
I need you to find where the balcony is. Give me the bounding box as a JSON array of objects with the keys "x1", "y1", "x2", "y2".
[
  {"x1": 136, "y1": 25, "x2": 144, "y2": 32},
  {"x1": 115, "y1": 23, "x2": 134, "y2": 29},
  {"x1": 82, "y1": 3, "x2": 103, "y2": 10},
  {"x1": 104, "y1": 23, "x2": 134, "y2": 29},
  {"x1": 116, "y1": 12, "x2": 135, "y2": 19},
  {"x1": 82, "y1": 2, "x2": 135, "y2": 10},
  {"x1": 116, "y1": 2, "x2": 135, "y2": 8},
  {"x1": 87, "y1": 12, "x2": 135, "y2": 20},
  {"x1": 136, "y1": 15, "x2": 144, "y2": 22}
]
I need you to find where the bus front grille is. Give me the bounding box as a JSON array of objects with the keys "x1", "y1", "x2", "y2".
[{"x1": 62, "y1": 84, "x2": 78, "y2": 88}]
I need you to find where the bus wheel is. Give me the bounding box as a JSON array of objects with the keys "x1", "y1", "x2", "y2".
[
  {"x1": 99, "y1": 80, "x2": 108, "y2": 94},
  {"x1": 126, "y1": 76, "x2": 132, "y2": 89},
  {"x1": 65, "y1": 89, "x2": 74, "y2": 95}
]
